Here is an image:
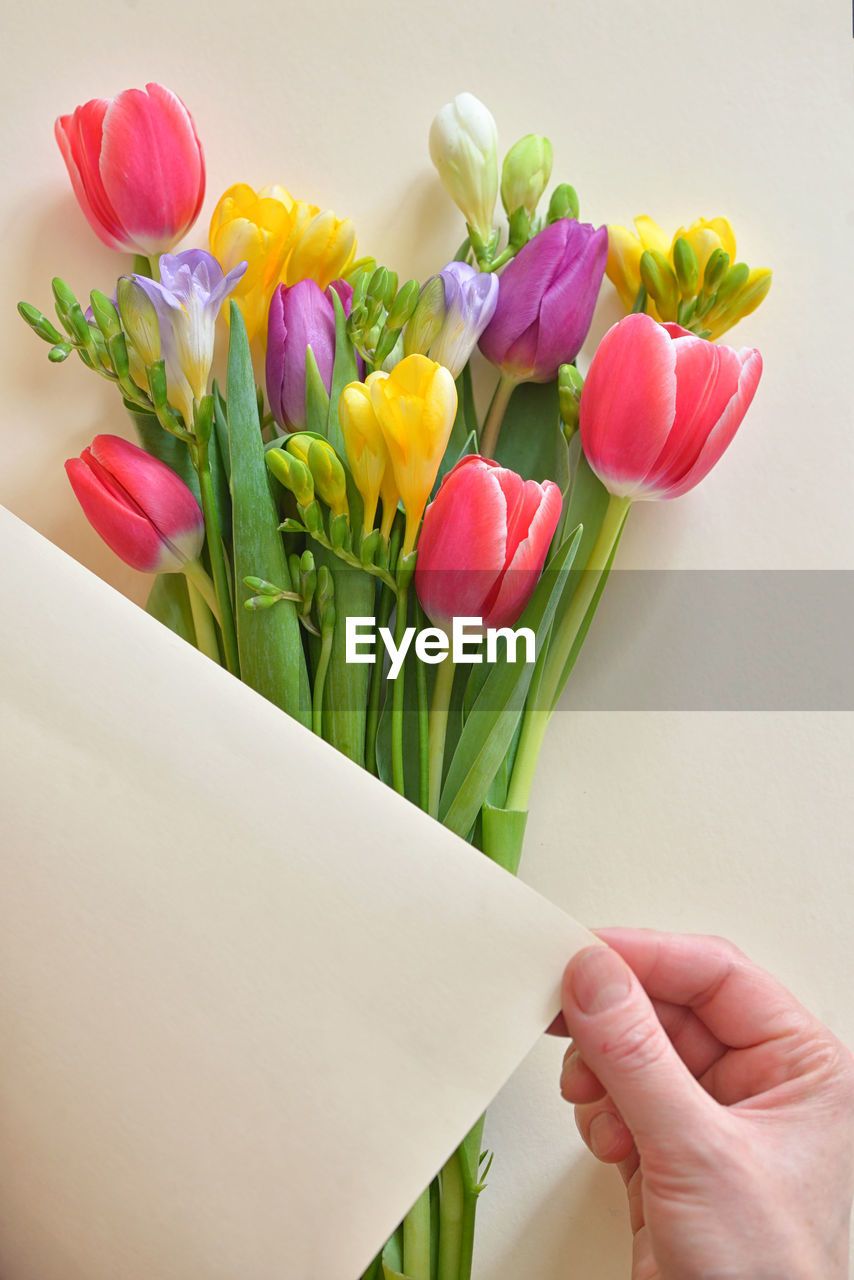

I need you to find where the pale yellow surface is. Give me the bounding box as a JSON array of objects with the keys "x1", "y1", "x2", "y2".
[{"x1": 1, "y1": 0, "x2": 853, "y2": 1276}]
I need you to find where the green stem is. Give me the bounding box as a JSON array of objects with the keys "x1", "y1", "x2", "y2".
[
  {"x1": 391, "y1": 581, "x2": 408, "y2": 796},
  {"x1": 458, "y1": 1123, "x2": 486, "y2": 1280},
  {"x1": 506, "y1": 493, "x2": 631, "y2": 812},
  {"x1": 479, "y1": 372, "x2": 518, "y2": 460},
  {"x1": 415, "y1": 605, "x2": 430, "y2": 812},
  {"x1": 183, "y1": 559, "x2": 221, "y2": 623},
  {"x1": 194, "y1": 438, "x2": 240, "y2": 677},
  {"x1": 437, "y1": 1153, "x2": 463, "y2": 1280},
  {"x1": 427, "y1": 652, "x2": 456, "y2": 818},
  {"x1": 184, "y1": 578, "x2": 221, "y2": 663},
  {"x1": 402, "y1": 1187, "x2": 431, "y2": 1280},
  {"x1": 366, "y1": 581, "x2": 394, "y2": 776},
  {"x1": 313, "y1": 623, "x2": 334, "y2": 738}
]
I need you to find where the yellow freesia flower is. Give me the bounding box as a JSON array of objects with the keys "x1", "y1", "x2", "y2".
[
  {"x1": 605, "y1": 215, "x2": 770, "y2": 338},
  {"x1": 369, "y1": 355, "x2": 457, "y2": 554},
  {"x1": 340, "y1": 372, "x2": 398, "y2": 534},
  {"x1": 209, "y1": 183, "x2": 294, "y2": 341},
  {"x1": 284, "y1": 208, "x2": 357, "y2": 291}
]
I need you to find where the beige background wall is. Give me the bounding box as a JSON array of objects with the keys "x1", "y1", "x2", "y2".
[{"x1": 2, "y1": 1, "x2": 852, "y2": 1274}]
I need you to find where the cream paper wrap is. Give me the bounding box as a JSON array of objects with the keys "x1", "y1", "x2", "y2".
[{"x1": 0, "y1": 506, "x2": 595, "y2": 1280}]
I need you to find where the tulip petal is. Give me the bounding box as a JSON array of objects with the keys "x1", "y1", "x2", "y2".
[
  {"x1": 642, "y1": 335, "x2": 742, "y2": 493},
  {"x1": 415, "y1": 458, "x2": 507, "y2": 626},
  {"x1": 663, "y1": 347, "x2": 762, "y2": 498},
  {"x1": 579, "y1": 314, "x2": 677, "y2": 498},
  {"x1": 485, "y1": 479, "x2": 562, "y2": 628},
  {"x1": 100, "y1": 84, "x2": 204, "y2": 255},
  {"x1": 66, "y1": 454, "x2": 171, "y2": 573},
  {"x1": 89, "y1": 435, "x2": 203, "y2": 552},
  {"x1": 55, "y1": 102, "x2": 128, "y2": 251}
]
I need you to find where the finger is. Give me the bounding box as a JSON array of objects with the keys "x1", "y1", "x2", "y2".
[
  {"x1": 560, "y1": 1046, "x2": 606, "y2": 1104},
  {"x1": 654, "y1": 997, "x2": 727, "y2": 1079},
  {"x1": 561, "y1": 945, "x2": 713, "y2": 1144},
  {"x1": 594, "y1": 928, "x2": 813, "y2": 1048},
  {"x1": 575, "y1": 1098, "x2": 635, "y2": 1164}
]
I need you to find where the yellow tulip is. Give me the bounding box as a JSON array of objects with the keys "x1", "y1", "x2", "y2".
[
  {"x1": 340, "y1": 372, "x2": 397, "y2": 534},
  {"x1": 209, "y1": 183, "x2": 294, "y2": 341},
  {"x1": 285, "y1": 208, "x2": 357, "y2": 290},
  {"x1": 369, "y1": 355, "x2": 457, "y2": 555},
  {"x1": 605, "y1": 214, "x2": 770, "y2": 338}
]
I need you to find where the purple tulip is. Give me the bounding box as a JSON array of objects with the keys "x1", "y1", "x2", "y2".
[
  {"x1": 266, "y1": 278, "x2": 354, "y2": 431},
  {"x1": 478, "y1": 219, "x2": 608, "y2": 383}
]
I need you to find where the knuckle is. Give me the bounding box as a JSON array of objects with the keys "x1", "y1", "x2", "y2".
[{"x1": 601, "y1": 1010, "x2": 668, "y2": 1073}]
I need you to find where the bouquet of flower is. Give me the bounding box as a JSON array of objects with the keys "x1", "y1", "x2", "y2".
[{"x1": 18, "y1": 82, "x2": 770, "y2": 1279}]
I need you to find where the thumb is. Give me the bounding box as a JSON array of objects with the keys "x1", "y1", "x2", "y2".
[{"x1": 562, "y1": 945, "x2": 710, "y2": 1144}]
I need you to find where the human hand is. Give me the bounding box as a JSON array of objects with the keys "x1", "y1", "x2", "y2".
[{"x1": 556, "y1": 930, "x2": 854, "y2": 1280}]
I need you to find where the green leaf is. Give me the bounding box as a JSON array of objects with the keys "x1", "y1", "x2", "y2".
[
  {"x1": 375, "y1": 592, "x2": 424, "y2": 802},
  {"x1": 144, "y1": 572, "x2": 196, "y2": 645},
  {"x1": 226, "y1": 301, "x2": 310, "y2": 725},
  {"x1": 326, "y1": 288, "x2": 360, "y2": 458},
  {"x1": 559, "y1": 441, "x2": 609, "y2": 553},
  {"x1": 304, "y1": 346, "x2": 331, "y2": 434},
  {"x1": 551, "y1": 514, "x2": 628, "y2": 707},
  {"x1": 311, "y1": 552, "x2": 375, "y2": 766},
  {"x1": 493, "y1": 379, "x2": 568, "y2": 485},
  {"x1": 438, "y1": 526, "x2": 582, "y2": 837}
]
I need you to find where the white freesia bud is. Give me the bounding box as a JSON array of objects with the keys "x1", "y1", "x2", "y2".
[{"x1": 429, "y1": 93, "x2": 499, "y2": 243}]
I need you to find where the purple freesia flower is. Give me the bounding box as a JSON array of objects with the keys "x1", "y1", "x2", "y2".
[
  {"x1": 265, "y1": 278, "x2": 354, "y2": 432},
  {"x1": 478, "y1": 219, "x2": 608, "y2": 383},
  {"x1": 133, "y1": 248, "x2": 247, "y2": 423},
  {"x1": 427, "y1": 262, "x2": 499, "y2": 378}
]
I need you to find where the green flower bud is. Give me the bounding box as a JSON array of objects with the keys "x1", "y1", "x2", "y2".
[
  {"x1": 267, "y1": 448, "x2": 315, "y2": 508},
  {"x1": 403, "y1": 275, "x2": 447, "y2": 358},
  {"x1": 307, "y1": 439, "x2": 349, "y2": 519},
  {"x1": 17, "y1": 302, "x2": 63, "y2": 345},
  {"x1": 501, "y1": 134, "x2": 553, "y2": 218},
  {"x1": 384, "y1": 278, "x2": 421, "y2": 331},
  {"x1": 48, "y1": 343, "x2": 73, "y2": 362},
  {"x1": 640, "y1": 249, "x2": 681, "y2": 321},
  {"x1": 672, "y1": 237, "x2": 699, "y2": 300},
  {"x1": 701, "y1": 247, "x2": 730, "y2": 296},
  {"x1": 710, "y1": 261, "x2": 751, "y2": 308},
  {"x1": 88, "y1": 290, "x2": 122, "y2": 343},
  {"x1": 558, "y1": 363, "x2": 585, "y2": 438},
  {"x1": 546, "y1": 183, "x2": 579, "y2": 224},
  {"x1": 117, "y1": 277, "x2": 161, "y2": 366}
]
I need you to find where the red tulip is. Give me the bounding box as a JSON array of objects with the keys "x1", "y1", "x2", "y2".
[
  {"x1": 66, "y1": 435, "x2": 204, "y2": 573},
  {"x1": 55, "y1": 83, "x2": 205, "y2": 256},
  {"x1": 414, "y1": 455, "x2": 562, "y2": 631},
  {"x1": 579, "y1": 313, "x2": 762, "y2": 500}
]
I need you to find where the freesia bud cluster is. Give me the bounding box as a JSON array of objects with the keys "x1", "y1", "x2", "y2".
[{"x1": 606, "y1": 215, "x2": 772, "y2": 338}]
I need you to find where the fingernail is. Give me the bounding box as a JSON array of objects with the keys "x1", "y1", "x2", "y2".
[
  {"x1": 559, "y1": 1048, "x2": 580, "y2": 1093},
  {"x1": 571, "y1": 946, "x2": 631, "y2": 1014}
]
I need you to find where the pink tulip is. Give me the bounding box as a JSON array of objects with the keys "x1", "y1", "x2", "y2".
[
  {"x1": 66, "y1": 435, "x2": 204, "y2": 573},
  {"x1": 579, "y1": 313, "x2": 762, "y2": 500},
  {"x1": 55, "y1": 83, "x2": 205, "y2": 256},
  {"x1": 415, "y1": 455, "x2": 562, "y2": 631}
]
